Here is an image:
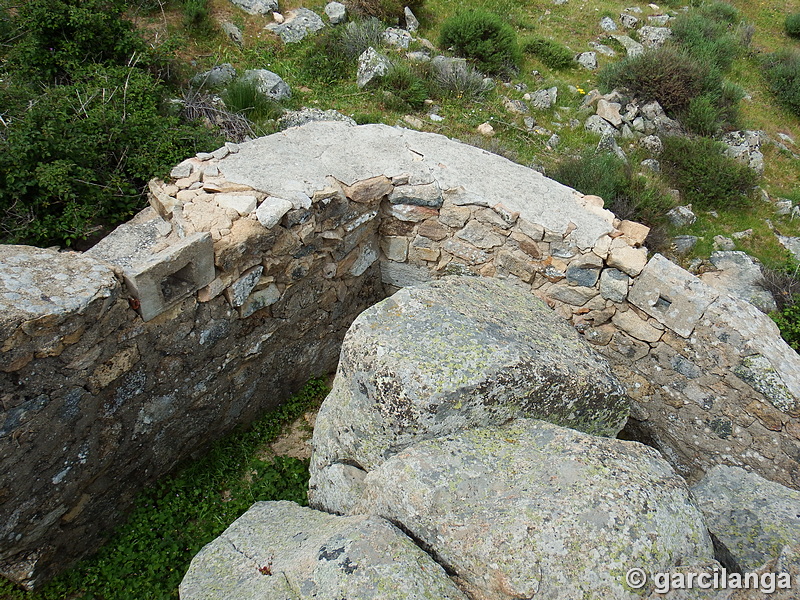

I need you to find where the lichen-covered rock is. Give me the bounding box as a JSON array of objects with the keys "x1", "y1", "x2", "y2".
[
  {"x1": 691, "y1": 466, "x2": 800, "y2": 571},
  {"x1": 180, "y1": 501, "x2": 469, "y2": 600},
  {"x1": 354, "y1": 419, "x2": 714, "y2": 600},
  {"x1": 309, "y1": 276, "x2": 629, "y2": 513}
]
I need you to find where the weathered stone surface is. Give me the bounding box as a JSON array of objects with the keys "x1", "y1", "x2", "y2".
[
  {"x1": 228, "y1": 0, "x2": 277, "y2": 15},
  {"x1": 215, "y1": 194, "x2": 256, "y2": 216},
  {"x1": 190, "y1": 63, "x2": 236, "y2": 88},
  {"x1": 722, "y1": 130, "x2": 765, "y2": 175},
  {"x1": 255, "y1": 196, "x2": 293, "y2": 228},
  {"x1": 691, "y1": 466, "x2": 800, "y2": 570},
  {"x1": 309, "y1": 277, "x2": 629, "y2": 513},
  {"x1": 354, "y1": 419, "x2": 714, "y2": 600},
  {"x1": 600, "y1": 267, "x2": 630, "y2": 302},
  {"x1": 597, "y1": 99, "x2": 623, "y2": 126},
  {"x1": 356, "y1": 47, "x2": 391, "y2": 88},
  {"x1": 576, "y1": 51, "x2": 598, "y2": 70},
  {"x1": 219, "y1": 122, "x2": 614, "y2": 248},
  {"x1": 324, "y1": 1, "x2": 346, "y2": 24},
  {"x1": 667, "y1": 204, "x2": 697, "y2": 227},
  {"x1": 700, "y1": 252, "x2": 776, "y2": 314},
  {"x1": 607, "y1": 245, "x2": 647, "y2": 276},
  {"x1": 638, "y1": 25, "x2": 672, "y2": 48},
  {"x1": 585, "y1": 114, "x2": 620, "y2": 137},
  {"x1": 628, "y1": 254, "x2": 717, "y2": 338},
  {"x1": 611, "y1": 34, "x2": 644, "y2": 57},
  {"x1": 455, "y1": 220, "x2": 505, "y2": 249},
  {"x1": 384, "y1": 27, "x2": 412, "y2": 48},
  {"x1": 239, "y1": 69, "x2": 291, "y2": 101},
  {"x1": 612, "y1": 309, "x2": 662, "y2": 343},
  {"x1": 278, "y1": 108, "x2": 355, "y2": 130},
  {"x1": 265, "y1": 7, "x2": 325, "y2": 43},
  {"x1": 404, "y1": 6, "x2": 419, "y2": 31},
  {"x1": 530, "y1": 86, "x2": 558, "y2": 109},
  {"x1": 343, "y1": 175, "x2": 393, "y2": 203},
  {"x1": 180, "y1": 501, "x2": 468, "y2": 600},
  {"x1": 388, "y1": 183, "x2": 442, "y2": 207}
]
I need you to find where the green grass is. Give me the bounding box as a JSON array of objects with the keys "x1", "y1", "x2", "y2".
[{"x1": 0, "y1": 378, "x2": 330, "y2": 600}]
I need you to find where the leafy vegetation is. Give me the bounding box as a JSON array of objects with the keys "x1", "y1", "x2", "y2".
[
  {"x1": 379, "y1": 62, "x2": 430, "y2": 111},
  {"x1": 439, "y1": 10, "x2": 521, "y2": 75},
  {"x1": 660, "y1": 136, "x2": 758, "y2": 210},
  {"x1": 785, "y1": 12, "x2": 800, "y2": 38},
  {"x1": 521, "y1": 37, "x2": 574, "y2": 70},
  {"x1": 763, "y1": 49, "x2": 800, "y2": 117},
  {"x1": 0, "y1": 378, "x2": 330, "y2": 600}
]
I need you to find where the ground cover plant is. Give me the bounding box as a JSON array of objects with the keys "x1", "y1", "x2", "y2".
[
  {"x1": 0, "y1": 378, "x2": 330, "y2": 600},
  {"x1": 439, "y1": 9, "x2": 521, "y2": 74}
]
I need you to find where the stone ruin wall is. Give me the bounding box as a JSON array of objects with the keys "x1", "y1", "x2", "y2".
[{"x1": 1, "y1": 122, "x2": 798, "y2": 588}]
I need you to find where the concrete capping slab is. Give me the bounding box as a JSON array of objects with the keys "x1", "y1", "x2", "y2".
[{"x1": 123, "y1": 232, "x2": 215, "y2": 321}]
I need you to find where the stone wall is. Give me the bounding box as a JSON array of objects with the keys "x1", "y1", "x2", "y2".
[{"x1": 1, "y1": 121, "x2": 798, "y2": 587}]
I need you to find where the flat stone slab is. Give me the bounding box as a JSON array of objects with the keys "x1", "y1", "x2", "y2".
[
  {"x1": 218, "y1": 121, "x2": 614, "y2": 249},
  {"x1": 0, "y1": 246, "x2": 117, "y2": 328},
  {"x1": 691, "y1": 465, "x2": 800, "y2": 571},
  {"x1": 354, "y1": 418, "x2": 714, "y2": 600},
  {"x1": 309, "y1": 276, "x2": 629, "y2": 514},
  {"x1": 180, "y1": 500, "x2": 468, "y2": 600}
]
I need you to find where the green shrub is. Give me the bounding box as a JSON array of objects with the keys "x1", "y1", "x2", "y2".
[
  {"x1": 439, "y1": 10, "x2": 520, "y2": 75},
  {"x1": 660, "y1": 136, "x2": 758, "y2": 210},
  {"x1": 428, "y1": 59, "x2": 490, "y2": 99},
  {"x1": 671, "y1": 4, "x2": 742, "y2": 72},
  {"x1": 346, "y1": 0, "x2": 423, "y2": 23},
  {"x1": 682, "y1": 94, "x2": 723, "y2": 135},
  {"x1": 549, "y1": 151, "x2": 673, "y2": 232},
  {"x1": 763, "y1": 49, "x2": 800, "y2": 117},
  {"x1": 773, "y1": 301, "x2": 800, "y2": 352},
  {"x1": 0, "y1": 65, "x2": 221, "y2": 246},
  {"x1": 522, "y1": 37, "x2": 574, "y2": 70},
  {"x1": 223, "y1": 78, "x2": 284, "y2": 121},
  {"x1": 599, "y1": 46, "x2": 708, "y2": 114},
  {"x1": 7, "y1": 0, "x2": 145, "y2": 80},
  {"x1": 183, "y1": 0, "x2": 214, "y2": 34},
  {"x1": 785, "y1": 12, "x2": 800, "y2": 38},
  {"x1": 379, "y1": 62, "x2": 429, "y2": 111}
]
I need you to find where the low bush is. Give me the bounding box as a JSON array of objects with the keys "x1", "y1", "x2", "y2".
[
  {"x1": 439, "y1": 10, "x2": 520, "y2": 75},
  {"x1": 345, "y1": 0, "x2": 422, "y2": 23},
  {"x1": 223, "y1": 78, "x2": 284, "y2": 121},
  {"x1": 671, "y1": 6, "x2": 741, "y2": 72},
  {"x1": 379, "y1": 62, "x2": 429, "y2": 111},
  {"x1": 521, "y1": 37, "x2": 574, "y2": 70},
  {"x1": 761, "y1": 261, "x2": 800, "y2": 351},
  {"x1": 660, "y1": 136, "x2": 758, "y2": 210},
  {"x1": 0, "y1": 65, "x2": 222, "y2": 246},
  {"x1": 549, "y1": 151, "x2": 673, "y2": 237},
  {"x1": 182, "y1": 0, "x2": 214, "y2": 35},
  {"x1": 763, "y1": 49, "x2": 800, "y2": 117},
  {"x1": 428, "y1": 60, "x2": 490, "y2": 99},
  {"x1": 599, "y1": 46, "x2": 708, "y2": 114},
  {"x1": 7, "y1": 0, "x2": 145, "y2": 80},
  {"x1": 785, "y1": 12, "x2": 800, "y2": 38}
]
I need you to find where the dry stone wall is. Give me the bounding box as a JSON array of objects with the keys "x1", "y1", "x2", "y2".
[{"x1": 1, "y1": 121, "x2": 798, "y2": 587}]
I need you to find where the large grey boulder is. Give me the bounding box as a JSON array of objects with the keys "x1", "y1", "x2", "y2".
[
  {"x1": 324, "y1": 1, "x2": 346, "y2": 24},
  {"x1": 180, "y1": 501, "x2": 469, "y2": 600},
  {"x1": 356, "y1": 47, "x2": 391, "y2": 88},
  {"x1": 691, "y1": 465, "x2": 800, "y2": 571},
  {"x1": 699, "y1": 251, "x2": 777, "y2": 314},
  {"x1": 239, "y1": 69, "x2": 291, "y2": 101},
  {"x1": 354, "y1": 418, "x2": 714, "y2": 600},
  {"x1": 190, "y1": 63, "x2": 236, "y2": 89},
  {"x1": 265, "y1": 7, "x2": 325, "y2": 43},
  {"x1": 309, "y1": 276, "x2": 629, "y2": 514},
  {"x1": 228, "y1": 0, "x2": 277, "y2": 15}
]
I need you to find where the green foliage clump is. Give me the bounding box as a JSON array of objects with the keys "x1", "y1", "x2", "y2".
[
  {"x1": 671, "y1": 4, "x2": 742, "y2": 72},
  {"x1": 773, "y1": 301, "x2": 800, "y2": 352},
  {"x1": 0, "y1": 66, "x2": 222, "y2": 246},
  {"x1": 428, "y1": 60, "x2": 490, "y2": 100},
  {"x1": 346, "y1": 0, "x2": 422, "y2": 23},
  {"x1": 599, "y1": 46, "x2": 710, "y2": 114},
  {"x1": 182, "y1": 0, "x2": 214, "y2": 35},
  {"x1": 785, "y1": 12, "x2": 800, "y2": 38},
  {"x1": 7, "y1": 0, "x2": 146, "y2": 80},
  {"x1": 223, "y1": 78, "x2": 284, "y2": 121},
  {"x1": 439, "y1": 10, "x2": 521, "y2": 75},
  {"x1": 660, "y1": 136, "x2": 758, "y2": 210},
  {"x1": 763, "y1": 50, "x2": 800, "y2": 117},
  {"x1": 549, "y1": 151, "x2": 673, "y2": 234},
  {"x1": 0, "y1": 378, "x2": 330, "y2": 600},
  {"x1": 379, "y1": 62, "x2": 429, "y2": 111},
  {"x1": 521, "y1": 37, "x2": 574, "y2": 70}
]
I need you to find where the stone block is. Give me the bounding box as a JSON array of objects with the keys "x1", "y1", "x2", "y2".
[
  {"x1": 380, "y1": 260, "x2": 432, "y2": 287},
  {"x1": 607, "y1": 245, "x2": 647, "y2": 276},
  {"x1": 388, "y1": 183, "x2": 442, "y2": 208},
  {"x1": 123, "y1": 233, "x2": 215, "y2": 322},
  {"x1": 628, "y1": 254, "x2": 718, "y2": 338},
  {"x1": 239, "y1": 284, "x2": 281, "y2": 318},
  {"x1": 256, "y1": 197, "x2": 294, "y2": 228},
  {"x1": 612, "y1": 309, "x2": 663, "y2": 343},
  {"x1": 380, "y1": 236, "x2": 409, "y2": 262},
  {"x1": 225, "y1": 266, "x2": 264, "y2": 308},
  {"x1": 343, "y1": 175, "x2": 393, "y2": 203},
  {"x1": 216, "y1": 194, "x2": 257, "y2": 216},
  {"x1": 617, "y1": 220, "x2": 650, "y2": 246}
]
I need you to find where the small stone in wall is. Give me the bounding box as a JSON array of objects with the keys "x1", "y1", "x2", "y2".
[
  {"x1": 607, "y1": 245, "x2": 647, "y2": 276},
  {"x1": 216, "y1": 194, "x2": 257, "y2": 216},
  {"x1": 256, "y1": 197, "x2": 294, "y2": 228}
]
